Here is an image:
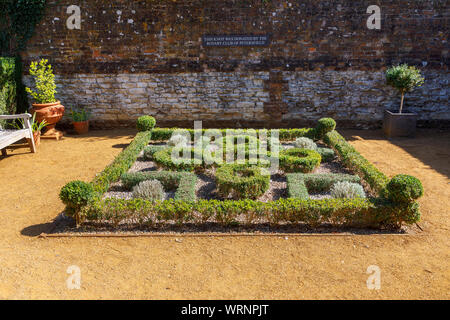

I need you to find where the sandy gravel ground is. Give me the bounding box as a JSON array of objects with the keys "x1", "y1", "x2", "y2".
[{"x1": 0, "y1": 128, "x2": 448, "y2": 299}]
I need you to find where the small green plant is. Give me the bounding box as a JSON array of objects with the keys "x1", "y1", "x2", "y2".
[
  {"x1": 25, "y1": 59, "x2": 57, "y2": 104},
  {"x1": 12, "y1": 112, "x2": 48, "y2": 132},
  {"x1": 59, "y1": 181, "x2": 95, "y2": 216},
  {"x1": 70, "y1": 108, "x2": 90, "y2": 122},
  {"x1": 386, "y1": 64, "x2": 425, "y2": 113},
  {"x1": 331, "y1": 181, "x2": 366, "y2": 199},
  {"x1": 168, "y1": 134, "x2": 189, "y2": 147},
  {"x1": 294, "y1": 137, "x2": 317, "y2": 150},
  {"x1": 132, "y1": 180, "x2": 165, "y2": 201},
  {"x1": 387, "y1": 174, "x2": 423, "y2": 203},
  {"x1": 136, "y1": 115, "x2": 156, "y2": 131}
]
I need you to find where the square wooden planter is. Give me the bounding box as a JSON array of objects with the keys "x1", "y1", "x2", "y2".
[{"x1": 383, "y1": 110, "x2": 418, "y2": 138}]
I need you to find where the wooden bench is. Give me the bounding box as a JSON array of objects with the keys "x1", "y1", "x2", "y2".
[{"x1": 0, "y1": 113, "x2": 36, "y2": 156}]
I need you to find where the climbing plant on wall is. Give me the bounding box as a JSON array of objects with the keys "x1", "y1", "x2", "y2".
[
  {"x1": 0, "y1": 0, "x2": 47, "y2": 56},
  {"x1": 0, "y1": 0, "x2": 47, "y2": 114}
]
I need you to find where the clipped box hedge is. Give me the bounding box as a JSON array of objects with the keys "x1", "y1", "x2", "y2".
[{"x1": 60, "y1": 119, "x2": 423, "y2": 229}]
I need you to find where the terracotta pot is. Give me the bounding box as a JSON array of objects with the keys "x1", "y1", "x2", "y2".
[
  {"x1": 31, "y1": 101, "x2": 65, "y2": 139},
  {"x1": 26, "y1": 131, "x2": 40, "y2": 148},
  {"x1": 73, "y1": 120, "x2": 89, "y2": 135}
]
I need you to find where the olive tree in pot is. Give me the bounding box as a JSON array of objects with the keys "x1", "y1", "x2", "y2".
[{"x1": 384, "y1": 64, "x2": 425, "y2": 138}]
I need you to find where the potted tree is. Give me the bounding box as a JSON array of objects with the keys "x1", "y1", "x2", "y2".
[
  {"x1": 384, "y1": 64, "x2": 425, "y2": 138},
  {"x1": 71, "y1": 108, "x2": 90, "y2": 134},
  {"x1": 26, "y1": 59, "x2": 65, "y2": 140}
]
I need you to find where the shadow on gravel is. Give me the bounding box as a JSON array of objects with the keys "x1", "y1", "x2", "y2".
[{"x1": 342, "y1": 128, "x2": 450, "y2": 179}]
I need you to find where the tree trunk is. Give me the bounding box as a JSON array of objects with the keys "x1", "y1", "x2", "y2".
[{"x1": 399, "y1": 91, "x2": 405, "y2": 114}]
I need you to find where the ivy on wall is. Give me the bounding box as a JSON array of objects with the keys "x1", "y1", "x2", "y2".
[
  {"x1": 0, "y1": 0, "x2": 47, "y2": 56},
  {"x1": 0, "y1": 0, "x2": 47, "y2": 114}
]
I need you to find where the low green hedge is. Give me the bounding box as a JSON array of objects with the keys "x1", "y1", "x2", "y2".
[
  {"x1": 174, "y1": 174, "x2": 197, "y2": 202},
  {"x1": 324, "y1": 130, "x2": 389, "y2": 195},
  {"x1": 153, "y1": 146, "x2": 272, "y2": 171},
  {"x1": 286, "y1": 174, "x2": 309, "y2": 200},
  {"x1": 90, "y1": 131, "x2": 153, "y2": 194},
  {"x1": 216, "y1": 164, "x2": 270, "y2": 200},
  {"x1": 153, "y1": 147, "x2": 210, "y2": 171},
  {"x1": 150, "y1": 128, "x2": 317, "y2": 142},
  {"x1": 121, "y1": 171, "x2": 197, "y2": 202},
  {"x1": 279, "y1": 148, "x2": 322, "y2": 173},
  {"x1": 81, "y1": 197, "x2": 419, "y2": 227},
  {"x1": 143, "y1": 145, "x2": 168, "y2": 160},
  {"x1": 299, "y1": 173, "x2": 361, "y2": 193},
  {"x1": 121, "y1": 171, "x2": 189, "y2": 190},
  {"x1": 316, "y1": 147, "x2": 335, "y2": 162},
  {"x1": 286, "y1": 173, "x2": 361, "y2": 200}
]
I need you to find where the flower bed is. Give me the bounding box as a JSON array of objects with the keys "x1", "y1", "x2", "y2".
[{"x1": 60, "y1": 118, "x2": 423, "y2": 230}]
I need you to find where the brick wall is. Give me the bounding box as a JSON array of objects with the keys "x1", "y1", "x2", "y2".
[{"x1": 22, "y1": 0, "x2": 449, "y2": 128}]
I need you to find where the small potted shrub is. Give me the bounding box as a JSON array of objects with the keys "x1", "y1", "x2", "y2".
[
  {"x1": 26, "y1": 59, "x2": 65, "y2": 139},
  {"x1": 71, "y1": 108, "x2": 90, "y2": 134},
  {"x1": 384, "y1": 64, "x2": 425, "y2": 138}
]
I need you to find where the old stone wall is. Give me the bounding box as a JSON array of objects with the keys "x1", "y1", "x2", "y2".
[{"x1": 22, "y1": 0, "x2": 449, "y2": 128}]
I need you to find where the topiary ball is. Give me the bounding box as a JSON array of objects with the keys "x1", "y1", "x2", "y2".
[
  {"x1": 387, "y1": 174, "x2": 423, "y2": 203},
  {"x1": 136, "y1": 116, "x2": 156, "y2": 132},
  {"x1": 316, "y1": 118, "x2": 336, "y2": 138},
  {"x1": 59, "y1": 180, "x2": 95, "y2": 215}
]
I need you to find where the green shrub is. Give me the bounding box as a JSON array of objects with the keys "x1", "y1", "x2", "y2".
[
  {"x1": 143, "y1": 145, "x2": 166, "y2": 160},
  {"x1": 81, "y1": 197, "x2": 420, "y2": 228},
  {"x1": 294, "y1": 173, "x2": 361, "y2": 193},
  {"x1": 132, "y1": 180, "x2": 165, "y2": 200},
  {"x1": 136, "y1": 116, "x2": 156, "y2": 131},
  {"x1": 149, "y1": 128, "x2": 317, "y2": 142},
  {"x1": 386, "y1": 64, "x2": 425, "y2": 113},
  {"x1": 168, "y1": 133, "x2": 189, "y2": 147},
  {"x1": 286, "y1": 174, "x2": 309, "y2": 200},
  {"x1": 121, "y1": 171, "x2": 197, "y2": 202},
  {"x1": 324, "y1": 130, "x2": 389, "y2": 195},
  {"x1": 25, "y1": 59, "x2": 57, "y2": 104},
  {"x1": 330, "y1": 181, "x2": 366, "y2": 199},
  {"x1": 59, "y1": 181, "x2": 95, "y2": 216},
  {"x1": 174, "y1": 174, "x2": 197, "y2": 202},
  {"x1": 216, "y1": 164, "x2": 270, "y2": 200},
  {"x1": 91, "y1": 131, "x2": 152, "y2": 194},
  {"x1": 316, "y1": 147, "x2": 335, "y2": 162},
  {"x1": 0, "y1": 57, "x2": 17, "y2": 127},
  {"x1": 279, "y1": 148, "x2": 321, "y2": 173},
  {"x1": 387, "y1": 174, "x2": 423, "y2": 203},
  {"x1": 153, "y1": 147, "x2": 201, "y2": 171},
  {"x1": 294, "y1": 137, "x2": 317, "y2": 150},
  {"x1": 70, "y1": 108, "x2": 90, "y2": 122},
  {"x1": 315, "y1": 118, "x2": 336, "y2": 139}
]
